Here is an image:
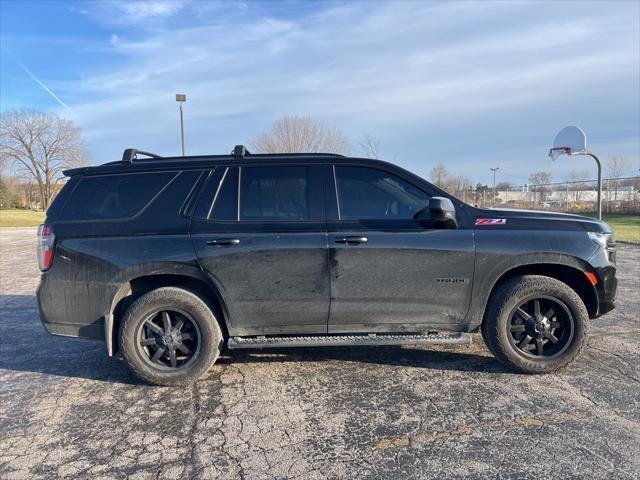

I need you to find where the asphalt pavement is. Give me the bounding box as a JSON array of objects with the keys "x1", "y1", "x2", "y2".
[{"x1": 1, "y1": 227, "x2": 638, "y2": 479}]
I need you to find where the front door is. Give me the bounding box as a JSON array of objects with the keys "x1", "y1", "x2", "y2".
[
  {"x1": 190, "y1": 164, "x2": 329, "y2": 336},
  {"x1": 325, "y1": 165, "x2": 475, "y2": 333}
]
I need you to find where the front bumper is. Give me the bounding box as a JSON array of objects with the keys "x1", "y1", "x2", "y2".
[
  {"x1": 588, "y1": 245, "x2": 617, "y2": 318},
  {"x1": 594, "y1": 265, "x2": 617, "y2": 316}
]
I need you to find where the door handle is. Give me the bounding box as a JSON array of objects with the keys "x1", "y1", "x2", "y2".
[
  {"x1": 206, "y1": 238, "x2": 241, "y2": 246},
  {"x1": 334, "y1": 236, "x2": 368, "y2": 244}
]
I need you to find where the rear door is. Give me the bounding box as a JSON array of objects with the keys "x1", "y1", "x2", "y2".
[
  {"x1": 190, "y1": 164, "x2": 329, "y2": 336},
  {"x1": 325, "y1": 164, "x2": 475, "y2": 333}
]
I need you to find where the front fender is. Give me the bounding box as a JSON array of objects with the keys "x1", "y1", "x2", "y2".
[{"x1": 465, "y1": 229, "x2": 598, "y2": 330}]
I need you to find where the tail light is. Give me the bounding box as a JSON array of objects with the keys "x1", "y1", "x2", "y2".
[{"x1": 37, "y1": 224, "x2": 56, "y2": 271}]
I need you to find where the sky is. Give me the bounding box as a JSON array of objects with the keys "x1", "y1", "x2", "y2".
[{"x1": 1, "y1": 0, "x2": 639, "y2": 185}]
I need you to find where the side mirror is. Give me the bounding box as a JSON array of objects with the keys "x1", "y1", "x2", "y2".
[{"x1": 422, "y1": 197, "x2": 457, "y2": 228}]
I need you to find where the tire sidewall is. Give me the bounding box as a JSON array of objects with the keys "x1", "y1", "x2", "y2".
[
  {"x1": 486, "y1": 275, "x2": 589, "y2": 373},
  {"x1": 120, "y1": 287, "x2": 222, "y2": 385}
]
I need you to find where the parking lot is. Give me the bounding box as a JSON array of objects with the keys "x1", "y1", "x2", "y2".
[{"x1": 0, "y1": 227, "x2": 638, "y2": 479}]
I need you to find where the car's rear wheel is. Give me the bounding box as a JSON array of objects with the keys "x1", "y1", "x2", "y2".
[
  {"x1": 482, "y1": 275, "x2": 589, "y2": 373},
  {"x1": 119, "y1": 287, "x2": 223, "y2": 385}
]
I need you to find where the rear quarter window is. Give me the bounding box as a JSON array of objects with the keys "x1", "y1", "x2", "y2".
[{"x1": 60, "y1": 171, "x2": 177, "y2": 221}]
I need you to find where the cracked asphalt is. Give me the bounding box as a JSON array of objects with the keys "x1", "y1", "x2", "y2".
[{"x1": 1, "y1": 227, "x2": 639, "y2": 479}]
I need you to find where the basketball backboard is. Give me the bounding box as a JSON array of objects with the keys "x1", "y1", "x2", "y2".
[{"x1": 549, "y1": 126, "x2": 587, "y2": 159}]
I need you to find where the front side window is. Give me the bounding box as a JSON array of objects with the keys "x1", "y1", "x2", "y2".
[
  {"x1": 240, "y1": 166, "x2": 316, "y2": 221},
  {"x1": 335, "y1": 166, "x2": 430, "y2": 220}
]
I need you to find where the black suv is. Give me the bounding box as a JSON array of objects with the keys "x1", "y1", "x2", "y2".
[{"x1": 37, "y1": 146, "x2": 617, "y2": 385}]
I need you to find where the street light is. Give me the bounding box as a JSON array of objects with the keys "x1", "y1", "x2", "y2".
[
  {"x1": 490, "y1": 167, "x2": 500, "y2": 207},
  {"x1": 549, "y1": 126, "x2": 602, "y2": 219},
  {"x1": 176, "y1": 93, "x2": 186, "y2": 156}
]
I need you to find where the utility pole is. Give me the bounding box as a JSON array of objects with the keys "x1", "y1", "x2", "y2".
[
  {"x1": 176, "y1": 94, "x2": 186, "y2": 156},
  {"x1": 490, "y1": 167, "x2": 500, "y2": 207}
]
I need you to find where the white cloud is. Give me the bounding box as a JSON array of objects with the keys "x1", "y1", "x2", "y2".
[
  {"x1": 116, "y1": 0, "x2": 188, "y2": 19},
  {"x1": 60, "y1": 0, "x2": 639, "y2": 182},
  {"x1": 82, "y1": 0, "x2": 191, "y2": 26}
]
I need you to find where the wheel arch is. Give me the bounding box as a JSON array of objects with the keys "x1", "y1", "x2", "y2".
[
  {"x1": 107, "y1": 273, "x2": 230, "y2": 356},
  {"x1": 478, "y1": 263, "x2": 598, "y2": 330}
]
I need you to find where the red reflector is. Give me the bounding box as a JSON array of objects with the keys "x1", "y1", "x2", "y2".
[{"x1": 584, "y1": 272, "x2": 598, "y2": 286}]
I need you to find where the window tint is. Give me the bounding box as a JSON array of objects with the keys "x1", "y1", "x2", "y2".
[
  {"x1": 62, "y1": 172, "x2": 175, "y2": 220},
  {"x1": 335, "y1": 166, "x2": 430, "y2": 220},
  {"x1": 210, "y1": 167, "x2": 238, "y2": 221},
  {"x1": 240, "y1": 166, "x2": 314, "y2": 221}
]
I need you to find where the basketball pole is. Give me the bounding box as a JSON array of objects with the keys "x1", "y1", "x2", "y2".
[
  {"x1": 567, "y1": 151, "x2": 602, "y2": 220},
  {"x1": 584, "y1": 153, "x2": 602, "y2": 220}
]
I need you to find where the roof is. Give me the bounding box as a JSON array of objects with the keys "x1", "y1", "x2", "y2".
[{"x1": 63, "y1": 145, "x2": 394, "y2": 177}]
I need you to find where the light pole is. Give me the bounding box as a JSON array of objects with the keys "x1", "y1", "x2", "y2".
[
  {"x1": 176, "y1": 93, "x2": 186, "y2": 156},
  {"x1": 490, "y1": 167, "x2": 500, "y2": 207}
]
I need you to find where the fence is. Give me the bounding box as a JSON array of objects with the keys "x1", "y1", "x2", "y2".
[{"x1": 452, "y1": 176, "x2": 640, "y2": 214}]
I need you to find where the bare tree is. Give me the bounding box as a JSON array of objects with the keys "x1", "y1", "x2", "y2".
[
  {"x1": 566, "y1": 169, "x2": 590, "y2": 202},
  {"x1": 358, "y1": 134, "x2": 381, "y2": 159},
  {"x1": 448, "y1": 174, "x2": 472, "y2": 193},
  {"x1": 605, "y1": 155, "x2": 632, "y2": 201},
  {"x1": 429, "y1": 164, "x2": 449, "y2": 189},
  {"x1": 0, "y1": 109, "x2": 88, "y2": 210},
  {"x1": 528, "y1": 171, "x2": 552, "y2": 203},
  {"x1": 605, "y1": 155, "x2": 632, "y2": 178},
  {"x1": 251, "y1": 116, "x2": 350, "y2": 155}
]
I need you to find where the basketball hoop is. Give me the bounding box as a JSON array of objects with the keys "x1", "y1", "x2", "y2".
[
  {"x1": 548, "y1": 125, "x2": 602, "y2": 219},
  {"x1": 549, "y1": 147, "x2": 572, "y2": 161}
]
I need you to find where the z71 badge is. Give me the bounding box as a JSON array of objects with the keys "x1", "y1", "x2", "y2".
[{"x1": 475, "y1": 218, "x2": 507, "y2": 225}]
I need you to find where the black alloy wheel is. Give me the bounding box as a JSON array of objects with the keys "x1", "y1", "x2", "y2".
[
  {"x1": 135, "y1": 309, "x2": 201, "y2": 370},
  {"x1": 507, "y1": 295, "x2": 574, "y2": 359}
]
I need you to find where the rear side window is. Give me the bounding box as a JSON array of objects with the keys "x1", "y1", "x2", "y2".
[
  {"x1": 61, "y1": 171, "x2": 176, "y2": 221},
  {"x1": 211, "y1": 168, "x2": 238, "y2": 221},
  {"x1": 192, "y1": 167, "x2": 238, "y2": 221},
  {"x1": 240, "y1": 166, "x2": 316, "y2": 221}
]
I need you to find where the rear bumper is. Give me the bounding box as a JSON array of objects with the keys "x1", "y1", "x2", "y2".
[
  {"x1": 40, "y1": 319, "x2": 104, "y2": 340},
  {"x1": 36, "y1": 278, "x2": 105, "y2": 341}
]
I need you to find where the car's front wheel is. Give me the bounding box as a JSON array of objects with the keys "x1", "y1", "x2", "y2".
[
  {"x1": 119, "y1": 287, "x2": 223, "y2": 386},
  {"x1": 482, "y1": 275, "x2": 589, "y2": 373}
]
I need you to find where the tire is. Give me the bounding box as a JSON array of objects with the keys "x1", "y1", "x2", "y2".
[
  {"x1": 119, "y1": 287, "x2": 223, "y2": 386},
  {"x1": 481, "y1": 275, "x2": 589, "y2": 374}
]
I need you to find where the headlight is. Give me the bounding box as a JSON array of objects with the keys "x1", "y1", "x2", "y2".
[
  {"x1": 588, "y1": 232, "x2": 615, "y2": 261},
  {"x1": 588, "y1": 232, "x2": 608, "y2": 249}
]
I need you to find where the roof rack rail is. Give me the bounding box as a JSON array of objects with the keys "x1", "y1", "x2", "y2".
[
  {"x1": 233, "y1": 145, "x2": 250, "y2": 159},
  {"x1": 122, "y1": 148, "x2": 162, "y2": 164}
]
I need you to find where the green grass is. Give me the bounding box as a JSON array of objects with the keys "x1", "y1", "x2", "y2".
[
  {"x1": 601, "y1": 215, "x2": 640, "y2": 244},
  {"x1": 0, "y1": 209, "x2": 46, "y2": 228}
]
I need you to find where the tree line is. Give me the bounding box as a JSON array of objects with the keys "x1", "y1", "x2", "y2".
[{"x1": 1, "y1": 110, "x2": 636, "y2": 210}]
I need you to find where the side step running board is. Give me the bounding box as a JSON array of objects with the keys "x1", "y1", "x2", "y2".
[{"x1": 227, "y1": 332, "x2": 472, "y2": 349}]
